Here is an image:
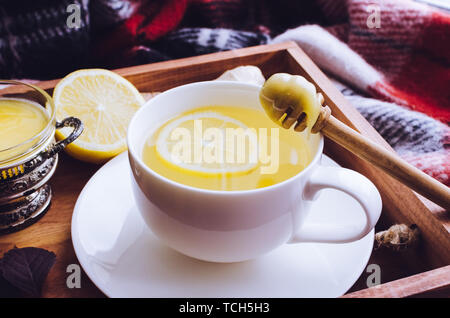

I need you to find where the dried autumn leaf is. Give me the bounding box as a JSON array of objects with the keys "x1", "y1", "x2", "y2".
[{"x1": 0, "y1": 247, "x2": 56, "y2": 297}]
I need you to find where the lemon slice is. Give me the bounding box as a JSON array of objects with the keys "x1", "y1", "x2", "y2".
[
  {"x1": 155, "y1": 111, "x2": 258, "y2": 176},
  {"x1": 53, "y1": 69, "x2": 145, "y2": 163}
]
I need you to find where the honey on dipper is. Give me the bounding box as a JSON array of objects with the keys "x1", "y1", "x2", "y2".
[{"x1": 259, "y1": 73, "x2": 321, "y2": 130}]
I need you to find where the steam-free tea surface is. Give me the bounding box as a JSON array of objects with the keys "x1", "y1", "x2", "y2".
[{"x1": 142, "y1": 106, "x2": 312, "y2": 191}]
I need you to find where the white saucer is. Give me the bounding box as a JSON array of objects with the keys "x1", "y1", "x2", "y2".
[{"x1": 72, "y1": 152, "x2": 374, "y2": 298}]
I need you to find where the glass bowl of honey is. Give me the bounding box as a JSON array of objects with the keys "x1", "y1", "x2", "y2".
[{"x1": 0, "y1": 80, "x2": 83, "y2": 234}]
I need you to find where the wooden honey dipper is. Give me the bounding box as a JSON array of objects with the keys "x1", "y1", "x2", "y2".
[{"x1": 260, "y1": 73, "x2": 450, "y2": 210}]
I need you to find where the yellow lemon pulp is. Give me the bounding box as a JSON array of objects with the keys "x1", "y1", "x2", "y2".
[
  {"x1": 53, "y1": 69, "x2": 145, "y2": 163},
  {"x1": 0, "y1": 98, "x2": 48, "y2": 161},
  {"x1": 143, "y1": 106, "x2": 312, "y2": 191},
  {"x1": 155, "y1": 111, "x2": 258, "y2": 176}
]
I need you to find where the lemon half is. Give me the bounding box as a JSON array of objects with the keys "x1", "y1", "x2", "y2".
[{"x1": 53, "y1": 69, "x2": 145, "y2": 163}]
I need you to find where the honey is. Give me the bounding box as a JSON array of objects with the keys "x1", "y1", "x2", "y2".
[{"x1": 0, "y1": 98, "x2": 48, "y2": 161}]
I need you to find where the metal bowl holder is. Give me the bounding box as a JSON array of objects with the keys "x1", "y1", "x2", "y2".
[{"x1": 0, "y1": 117, "x2": 83, "y2": 234}]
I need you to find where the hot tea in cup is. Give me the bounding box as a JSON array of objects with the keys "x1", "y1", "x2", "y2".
[
  {"x1": 127, "y1": 81, "x2": 382, "y2": 262},
  {"x1": 142, "y1": 105, "x2": 312, "y2": 191}
]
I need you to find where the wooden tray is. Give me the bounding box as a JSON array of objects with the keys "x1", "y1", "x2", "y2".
[{"x1": 0, "y1": 42, "x2": 448, "y2": 298}]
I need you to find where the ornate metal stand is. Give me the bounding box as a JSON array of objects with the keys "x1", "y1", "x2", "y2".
[{"x1": 0, "y1": 117, "x2": 83, "y2": 234}]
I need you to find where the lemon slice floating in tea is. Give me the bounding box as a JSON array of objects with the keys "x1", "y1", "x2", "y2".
[
  {"x1": 53, "y1": 69, "x2": 145, "y2": 163},
  {"x1": 155, "y1": 110, "x2": 259, "y2": 176}
]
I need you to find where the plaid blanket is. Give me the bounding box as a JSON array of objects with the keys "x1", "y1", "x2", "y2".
[{"x1": 0, "y1": 0, "x2": 449, "y2": 185}]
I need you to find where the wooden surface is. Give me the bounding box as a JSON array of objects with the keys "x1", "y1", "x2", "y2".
[
  {"x1": 0, "y1": 42, "x2": 448, "y2": 297},
  {"x1": 0, "y1": 153, "x2": 442, "y2": 298},
  {"x1": 0, "y1": 154, "x2": 104, "y2": 297}
]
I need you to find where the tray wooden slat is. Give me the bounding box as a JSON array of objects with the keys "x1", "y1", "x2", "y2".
[{"x1": 343, "y1": 265, "x2": 450, "y2": 298}]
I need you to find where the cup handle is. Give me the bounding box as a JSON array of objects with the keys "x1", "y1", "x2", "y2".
[
  {"x1": 22, "y1": 117, "x2": 83, "y2": 172},
  {"x1": 289, "y1": 165, "x2": 382, "y2": 244},
  {"x1": 44, "y1": 117, "x2": 84, "y2": 158}
]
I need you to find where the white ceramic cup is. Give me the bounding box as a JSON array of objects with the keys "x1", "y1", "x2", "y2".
[{"x1": 127, "y1": 81, "x2": 382, "y2": 263}]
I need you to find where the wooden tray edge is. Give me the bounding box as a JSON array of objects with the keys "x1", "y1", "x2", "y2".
[{"x1": 342, "y1": 265, "x2": 450, "y2": 298}]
